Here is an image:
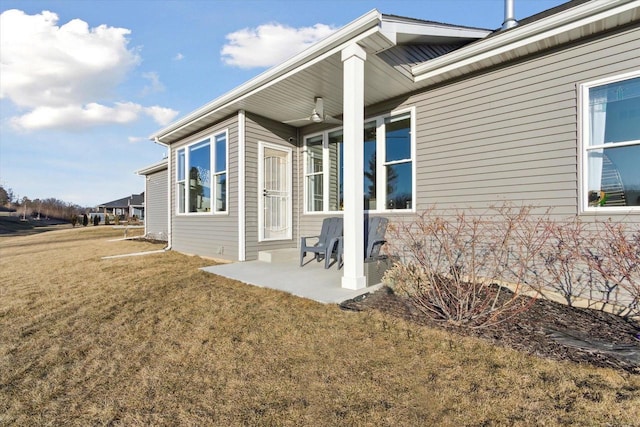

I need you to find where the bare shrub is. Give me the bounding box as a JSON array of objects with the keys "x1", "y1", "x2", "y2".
[
  {"x1": 383, "y1": 205, "x2": 551, "y2": 328},
  {"x1": 532, "y1": 218, "x2": 594, "y2": 307},
  {"x1": 583, "y1": 221, "x2": 640, "y2": 317}
]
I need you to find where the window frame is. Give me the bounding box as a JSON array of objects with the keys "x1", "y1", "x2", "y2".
[
  {"x1": 302, "y1": 106, "x2": 416, "y2": 214},
  {"x1": 303, "y1": 133, "x2": 325, "y2": 212},
  {"x1": 175, "y1": 129, "x2": 229, "y2": 216},
  {"x1": 579, "y1": 70, "x2": 640, "y2": 214}
]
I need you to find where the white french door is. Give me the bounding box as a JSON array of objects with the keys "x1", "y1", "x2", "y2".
[{"x1": 258, "y1": 142, "x2": 292, "y2": 241}]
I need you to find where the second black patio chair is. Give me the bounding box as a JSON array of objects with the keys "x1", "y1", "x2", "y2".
[{"x1": 299, "y1": 217, "x2": 343, "y2": 268}]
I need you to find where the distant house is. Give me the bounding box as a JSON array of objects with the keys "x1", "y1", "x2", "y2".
[
  {"x1": 97, "y1": 193, "x2": 145, "y2": 220},
  {"x1": 147, "y1": 0, "x2": 639, "y2": 290},
  {"x1": 136, "y1": 159, "x2": 169, "y2": 241}
]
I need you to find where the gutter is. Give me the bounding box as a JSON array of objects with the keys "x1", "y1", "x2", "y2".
[{"x1": 412, "y1": 0, "x2": 639, "y2": 82}]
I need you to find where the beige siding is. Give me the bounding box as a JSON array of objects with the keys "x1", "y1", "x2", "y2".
[
  {"x1": 171, "y1": 115, "x2": 239, "y2": 260},
  {"x1": 244, "y1": 113, "x2": 299, "y2": 260},
  {"x1": 145, "y1": 167, "x2": 168, "y2": 240}
]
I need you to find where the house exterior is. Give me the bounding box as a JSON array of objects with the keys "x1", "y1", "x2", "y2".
[
  {"x1": 137, "y1": 159, "x2": 169, "y2": 241},
  {"x1": 149, "y1": 0, "x2": 639, "y2": 290},
  {"x1": 97, "y1": 193, "x2": 145, "y2": 220}
]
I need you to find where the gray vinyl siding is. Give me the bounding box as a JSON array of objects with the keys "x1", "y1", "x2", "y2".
[
  {"x1": 296, "y1": 25, "x2": 640, "y2": 240},
  {"x1": 431, "y1": 25, "x2": 635, "y2": 222},
  {"x1": 171, "y1": 115, "x2": 239, "y2": 260},
  {"x1": 389, "y1": 25, "x2": 638, "y2": 223},
  {"x1": 145, "y1": 167, "x2": 168, "y2": 240},
  {"x1": 243, "y1": 113, "x2": 299, "y2": 260}
]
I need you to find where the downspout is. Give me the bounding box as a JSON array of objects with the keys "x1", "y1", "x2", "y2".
[
  {"x1": 154, "y1": 137, "x2": 172, "y2": 251},
  {"x1": 502, "y1": 0, "x2": 518, "y2": 30}
]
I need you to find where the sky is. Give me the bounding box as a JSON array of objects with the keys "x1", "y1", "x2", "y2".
[{"x1": 0, "y1": 0, "x2": 567, "y2": 207}]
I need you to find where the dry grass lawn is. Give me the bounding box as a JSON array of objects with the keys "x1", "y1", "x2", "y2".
[{"x1": 1, "y1": 227, "x2": 639, "y2": 426}]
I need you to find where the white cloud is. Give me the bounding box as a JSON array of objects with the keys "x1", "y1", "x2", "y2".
[
  {"x1": 0, "y1": 9, "x2": 177, "y2": 131},
  {"x1": 0, "y1": 9, "x2": 139, "y2": 107},
  {"x1": 10, "y1": 102, "x2": 140, "y2": 131},
  {"x1": 141, "y1": 71, "x2": 164, "y2": 95},
  {"x1": 173, "y1": 53, "x2": 184, "y2": 61},
  {"x1": 221, "y1": 22, "x2": 336, "y2": 68},
  {"x1": 128, "y1": 136, "x2": 146, "y2": 143},
  {"x1": 143, "y1": 106, "x2": 179, "y2": 126},
  {"x1": 9, "y1": 102, "x2": 178, "y2": 131}
]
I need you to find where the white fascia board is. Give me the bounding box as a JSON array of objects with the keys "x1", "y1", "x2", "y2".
[
  {"x1": 150, "y1": 9, "x2": 382, "y2": 143},
  {"x1": 136, "y1": 159, "x2": 168, "y2": 176},
  {"x1": 380, "y1": 19, "x2": 491, "y2": 44},
  {"x1": 412, "y1": 0, "x2": 640, "y2": 82}
]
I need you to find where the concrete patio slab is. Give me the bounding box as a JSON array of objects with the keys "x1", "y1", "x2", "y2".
[{"x1": 201, "y1": 256, "x2": 383, "y2": 304}]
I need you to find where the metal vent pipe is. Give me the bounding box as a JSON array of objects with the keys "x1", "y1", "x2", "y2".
[{"x1": 502, "y1": 0, "x2": 518, "y2": 30}]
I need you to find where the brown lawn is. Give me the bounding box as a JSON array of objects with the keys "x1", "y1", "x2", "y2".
[{"x1": 1, "y1": 227, "x2": 639, "y2": 426}]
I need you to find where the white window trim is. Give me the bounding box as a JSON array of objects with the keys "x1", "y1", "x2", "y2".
[
  {"x1": 303, "y1": 132, "x2": 325, "y2": 213},
  {"x1": 302, "y1": 106, "x2": 416, "y2": 214},
  {"x1": 175, "y1": 129, "x2": 229, "y2": 216},
  {"x1": 213, "y1": 130, "x2": 230, "y2": 214},
  {"x1": 579, "y1": 70, "x2": 640, "y2": 214}
]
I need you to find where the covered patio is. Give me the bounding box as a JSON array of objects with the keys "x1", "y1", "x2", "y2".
[{"x1": 201, "y1": 249, "x2": 387, "y2": 304}]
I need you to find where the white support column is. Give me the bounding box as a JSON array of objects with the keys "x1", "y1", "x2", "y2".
[
  {"x1": 237, "y1": 110, "x2": 246, "y2": 261},
  {"x1": 341, "y1": 43, "x2": 367, "y2": 290}
]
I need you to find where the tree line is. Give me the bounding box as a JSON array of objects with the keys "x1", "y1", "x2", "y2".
[{"x1": 0, "y1": 185, "x2": 87, "y2": 221}]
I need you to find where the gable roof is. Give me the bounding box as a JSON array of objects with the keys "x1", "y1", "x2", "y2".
[
  {"x1": 98, "y1": 193, "x2": 144, "y2": 209},
  {"x1": 412, "y1": 0, "x2": 639, "y2": 83},
  {"x1": 150, "y1": 10, "x2": 489, "y2": 145},
  {"x1": 150, "y1": 0, "x2": 639, "y2": 145},
  {"x1": 136, "y1": 158, "x2": 168, "y2": 176}
]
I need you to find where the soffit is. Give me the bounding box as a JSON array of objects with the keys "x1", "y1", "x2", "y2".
[{"x1": 152, "y1": 13, "x2": 486, "y2": 144}]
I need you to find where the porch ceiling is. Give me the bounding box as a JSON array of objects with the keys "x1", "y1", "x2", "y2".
[
  {"x1": 151, "y1": 11, "x2": 490, "y2": 144},
  {"x1": 154, "y1": 34, "x2": 420, "y2": 143}
]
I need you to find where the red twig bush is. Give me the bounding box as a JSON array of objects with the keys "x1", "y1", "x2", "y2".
[
  {"x1": 383, "y1": 205, "x2": 640, "y2": 327},
  {"x1": 382, "y1": 205, "x2": 551, "y2": 328},
  {"x1": 582, "y1": 221, "x2": 640, "y2": 317}
]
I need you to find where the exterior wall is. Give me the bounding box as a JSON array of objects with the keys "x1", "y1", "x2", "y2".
[
  {"x1": 171, "y1": 115, "x2": 239, "y2": 260},
  {"x1": 244, "y1": 113, "x2": 299, "y2": 260},
  {"x1": 404, "y1": 25, "x2": 639, "y2": 224},
  {"x1": 166, "y1": 25, "x2": 639, "y2": 262},
  {"x1": 145, "y1": 167, "x2": 168, "y2": 241},
  {"x1": 295, "y1": 25, "x2": 640, "y2": 249}
]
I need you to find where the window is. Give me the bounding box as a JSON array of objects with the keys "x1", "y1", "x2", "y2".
[
  {"x1": 328, "y1": 130, "x2": 344, "y2": 211},
  {"x1": 177, "y1": 149, "x2": 186, "y2": 213},
  {"x1": 384, "y1": 113, "x2": 412, "y2": 210},
  {"x1": 303, "y1": 109, "x2": 414, "y2": 213},
  {"x1": 305, "y1": 135, "x2": 323, "y2": 212},
  {"x1": 363, "y1": 121, "x2": 377, "y2": 210},
  {"x1": 213, "y1": 133, "x2": 227, "y2": 212},
  {"x1": 176, "y1": 131, "x2": 228, "y2": 214},
  {"x1": 582, "y1": 73, "x2": 640, "y2": 211}
]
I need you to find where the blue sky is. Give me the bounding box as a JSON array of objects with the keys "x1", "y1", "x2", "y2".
[{"x1": 0, "y1": 0, "x2": 566, "y2": 207}]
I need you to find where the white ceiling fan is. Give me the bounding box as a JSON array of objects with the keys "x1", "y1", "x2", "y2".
[{"x1": 284, "y1": 97, "x2": 342, "y2": 125}]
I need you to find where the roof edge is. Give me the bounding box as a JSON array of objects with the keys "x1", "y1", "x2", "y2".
[
  {"x1": 412, "y1": 0, "x2": 639, "y2": 82},
  {"x1": 136, "y1": 158, "x2": 168, "y2": 175},
  {"x1": 150, "y1": 9, "x2": 383, "y2": 142}
]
